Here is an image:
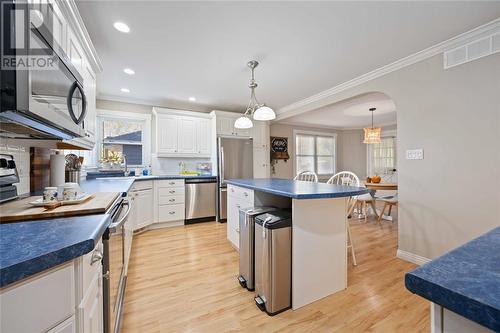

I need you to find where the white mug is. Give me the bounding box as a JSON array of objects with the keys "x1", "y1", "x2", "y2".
[
  {"x1": 43, "y1": 187, "x2": 58, "y2": 202},
  {"x1": 62, "y1": 188, "x2": 80, "y2": 201}
]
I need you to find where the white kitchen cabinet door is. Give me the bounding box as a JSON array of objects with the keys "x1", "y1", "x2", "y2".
[
  {"x1": 79, "y1": 266, "x2": 103, "y2": 333},
  {"x1": 47, "y1": 0, "x2": 67, "y2": 53},
  {"x1": 217, "y1": 117, "x2": 235, "y2": 136},
  {"x1": 235, "y1": 126, "x2": 251, "y2": 137},
  {"x1": 83, "y1": 63, "x2": 96, "y2": 144},
  {"x1": 196, "y1": 118, "x2": 211, "y2": 156},
  {"x1": 177, "y1": 118, "x2": 197, "y2": 154},
  {"x1": 67, "y1": 28, "x2": 84, "y2": 76},
  {"x1": 252, "y1": 122, "x2": 269, "y2": 148},
  {"x1": 157, "y1": 116, "x2": 178, "y2": 154},
  {"x1": 133, "y1": 189, "x2": 154, "y2": 230},
  {"x1": 226, "y1": 193, "x2": 240, "y2": 249},
  {"x1": 253, "y1": 147, "x2": 270, "y2": 178},
  {"x1": 46, "y1": 316, "x2": 76, "y2": 333}
]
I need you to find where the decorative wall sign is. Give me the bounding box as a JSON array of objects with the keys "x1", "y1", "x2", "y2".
[{"x1": 270, "y1": 136, "x2": 290, "y2": 160}]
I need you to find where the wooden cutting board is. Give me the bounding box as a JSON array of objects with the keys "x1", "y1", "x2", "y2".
[{"x1": 0, "y1": 192, "x2": 121, "y2": 223}]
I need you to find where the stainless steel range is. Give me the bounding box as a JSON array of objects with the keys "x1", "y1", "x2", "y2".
[{"x1": 0, "y1": 154, "x2": 20, "y2": 203}]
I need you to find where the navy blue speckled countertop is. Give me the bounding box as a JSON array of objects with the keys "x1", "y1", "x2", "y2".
[
  {"x1": 405, "y1": 227, "x2": 500, "y2": 331},
  {"x1": 0, "y1": 214, "x2": 111, "y2": 288},
  {"x1": 225, "y1": 178, "x2": 369, "y2": 199},
  {"x1": 81, "y1": 175, "x2": 216, "y2": 193}
]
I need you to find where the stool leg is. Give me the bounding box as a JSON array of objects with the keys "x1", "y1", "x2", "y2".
[
  {"x1": 378, "y1": 202, "x2": 388, "y2": 225},
  {"x1": 347, "y1": 223, "x2": 357, "y2": 266}
]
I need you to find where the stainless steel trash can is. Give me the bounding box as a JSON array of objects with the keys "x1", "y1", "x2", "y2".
[
  {"x1": 238, "y1": 207, "x2": 276, "y2": 291},
  {"x1": 254, "y1": 210, "x2": 292, "y2": 316}
]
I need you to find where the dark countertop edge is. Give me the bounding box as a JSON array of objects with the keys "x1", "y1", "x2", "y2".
[
  {"x1": 225, "y1": 179, "x2": 369, "y2": 199},
  {"x1": 136, "y1": 175, "x2": 217, "y2": 181},
  {"x1": 0, "y1": 239, "x2": 94, "y2": 288},
  {"x1": 0, "y1": 215, "x2": 110, "y2": 288},
  {"x1": 405, "y1": 273, "x2": 500, "y2": 332}
]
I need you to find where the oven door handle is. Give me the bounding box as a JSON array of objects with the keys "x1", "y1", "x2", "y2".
[{"x1": 108, "y1": 199, "x2": 131, "y2": 232}]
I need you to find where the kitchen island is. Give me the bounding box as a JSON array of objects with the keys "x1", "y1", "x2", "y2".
[{"x1": 225, "y1": 178, "x2": 369, "y2": 310}]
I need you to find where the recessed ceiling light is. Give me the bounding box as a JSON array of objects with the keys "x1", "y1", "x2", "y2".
[
  {"x1": 123, "y1": 68, "x2": 135, "y2": 75},
  {"x1": 113, "y1": 22, "x2": 130, "y2": 33},
  {"x1": 188, "y1": 97, "x2": 196, "y2": 102},
  {"x1": 121, "y1": 88, "x2": 130, "y2": 93}
]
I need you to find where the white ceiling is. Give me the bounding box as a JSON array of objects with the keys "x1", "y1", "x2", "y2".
[
  {"x1": 76, "y1": 1, "x2": 500, "y2": 114},
  {"x1": 283, "y1": 92, "x2": 396, "y2": 129}
]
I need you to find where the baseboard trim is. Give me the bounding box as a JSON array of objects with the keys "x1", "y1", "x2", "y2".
[{"x1": 397, "y1": 249, "x2": 431, "y2": 266}]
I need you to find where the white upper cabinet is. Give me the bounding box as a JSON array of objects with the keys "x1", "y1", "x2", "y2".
[
  {"x1": 67, "y1": 28, "x2": 85, "y2": 77},
  {"x1": 252, "y1": 122, "x2": 269, "y2": 148},
  {"x1": 83, "y1": 62, "x2": 96, "y2": 143},
  {"x1": 177, "y1": 118, "x2": 197, "y2": 154},
  {"x1": 196, "y1": 118, "x2": 211, "y2": 156},
  {"x1": 157, "y1": 115, "x2": 179, "y2": 154},
  {"x1": 215, "y1": 114, "x2": 251, "y2": 137},
  {"x1": 154, "y1": 108, "x2": 212, "y2": 157}
]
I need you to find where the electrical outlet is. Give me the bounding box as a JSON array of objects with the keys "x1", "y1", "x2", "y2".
[{"x1": 406, "y1": 149, "x2": 424, "y2": 160}]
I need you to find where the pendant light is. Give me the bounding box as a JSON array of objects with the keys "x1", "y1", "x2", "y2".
[
  {"x1": 234, "y1": 60, "x2": 276, "y2": 129},
  {"x1": 363, "y1": 107, "x2": 381, "y2": 144}
]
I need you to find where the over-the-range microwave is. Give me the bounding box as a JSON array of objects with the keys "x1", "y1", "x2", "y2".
[{"x1": 0, "y1": 0, "x2": 87, "y2": 141}]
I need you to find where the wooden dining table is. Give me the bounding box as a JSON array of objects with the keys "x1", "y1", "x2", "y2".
[{"x1": 364, "y1": 182, "x2": 398, "y2": 220}]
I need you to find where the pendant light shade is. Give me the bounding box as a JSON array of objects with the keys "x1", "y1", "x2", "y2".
[
  {"x1": 234, "y1": 115, "x2": 253, "y2": 129},
  {"x1": 363, "y1": 127, "x2": 381, "y2": 144},
  {"x1": 363, "y1": 107, "x2": 381, "y2": 144},
  {"x1": 234, "y1": 60, "x2": 275, "y2": 128},
  {"x1": 253, "y1": 105, "x2": 276, "y2": 121}
]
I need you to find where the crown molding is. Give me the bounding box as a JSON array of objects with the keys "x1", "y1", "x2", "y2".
[{"x1": 277, "y1": 18, "x2": 500, "y2": 119}]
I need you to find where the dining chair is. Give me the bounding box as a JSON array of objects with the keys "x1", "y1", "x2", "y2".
[
  {"x1": 377, "y1": 194, "x2": 398, "y2": 225},
  {"x1": 327, "y1": 171, "x2": 359, "y2": 266},
  {"x1": 294, "y1": 171, "x2": 319, "y2": 182}
]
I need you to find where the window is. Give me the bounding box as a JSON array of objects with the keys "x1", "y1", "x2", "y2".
[
  {"x1": 96, "y1": 111, "x2": 151, "y2": 168},
  {"x1": 295, "y1": 131, "x2": 336, "y2": 176},
  {"x1": 368, "y1": 136, "x2": 397, "y2": 176}
]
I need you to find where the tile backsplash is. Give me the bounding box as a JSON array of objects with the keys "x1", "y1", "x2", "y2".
[{"x1": 151, "y1": 155, "x2": 212, "y2": 175}]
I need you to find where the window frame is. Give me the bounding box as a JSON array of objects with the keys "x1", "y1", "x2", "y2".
[
  {"x1": 293, "y1": 129, "x2": 337, "y2": 178},
  {"x1": 366, "y1": 130, "x2": 397, "y2": 177},
  {"x1": 95, "y1": 109, "x2": 151, "y2": 168}
]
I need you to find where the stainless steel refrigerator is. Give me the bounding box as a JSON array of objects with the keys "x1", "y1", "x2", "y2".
[{"x1": 217, "y1": 137, "x2": 253, "y2": 221}]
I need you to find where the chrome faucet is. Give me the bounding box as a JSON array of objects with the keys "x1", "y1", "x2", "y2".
[{"x1": 123, "y1": 154, "x2": 128, "y2": 176}]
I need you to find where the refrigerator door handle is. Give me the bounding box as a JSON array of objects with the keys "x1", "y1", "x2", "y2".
[{"x1": 220, "y1": 145, "x2": 225, "y2": 185}]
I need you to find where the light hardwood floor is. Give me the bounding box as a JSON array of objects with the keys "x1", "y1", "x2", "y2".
[{"x1": 122, "y1": 212, "x2": 429, "y2": 332}]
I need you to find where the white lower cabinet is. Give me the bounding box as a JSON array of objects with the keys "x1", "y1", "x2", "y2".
[
  {"x1": 226, "y1": 185, "x2": 254, "y2": 249},
  {"x1": 0, "y1": 242, "x2": 104, "y2": 333},
  {"x1": 155, "y1": 179, "x2": 186, "y2": 225},
  {"x1": 78, "y1": 266, "x2": 103, "y2": 333},
  {"x1": 47, "y1": 316, "x2": 76, "y2": 333},
  {"x1": 431, "y1": 303, "x2": 494, "y2": 333},
  {"x1": 129, "y1": 181, "x2": 154, "y2": 231}
]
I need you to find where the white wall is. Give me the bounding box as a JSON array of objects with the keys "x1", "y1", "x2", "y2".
[
  {"x1": 281, "y1": 52, "x2": 500, "y2": 259},
  {"x1": 338, "y1": 129, "x2": 366, "y2": 179}
]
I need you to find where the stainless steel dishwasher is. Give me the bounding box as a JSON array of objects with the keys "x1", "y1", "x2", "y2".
[{"x1": 185, "y1": 178, "x2": 217, "y2": 223}]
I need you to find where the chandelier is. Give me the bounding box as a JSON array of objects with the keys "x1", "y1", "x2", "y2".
[
  {"x1": 363, "y1": 107, "x2": 381, "y2": 144},
  {"x1": 234, "y1": 60, "x2": 276, "y2": 129}
]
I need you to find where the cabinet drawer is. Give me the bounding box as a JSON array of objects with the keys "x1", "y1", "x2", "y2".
[
  {"x1": 131, "y1": 180, "x2": 153, "y2": 191},
  {"x1": 0, "y1": 262, "x2": 75, "y2": 333},
  {"x1": 228, "y1": 185, "x2": 254, "y2": 202},
  {"x1": 156, "y1": 179, "x2": 184, "y2": 188},
  {"x1": 158, "y1": 194, "x2": 184, "y2": 205},
  {"x1": 158, "y1": 204, "x2": 185, "y2": 222},
  {"x1": 158, "y1": 186, "x2": 185, "y2": 197}
]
